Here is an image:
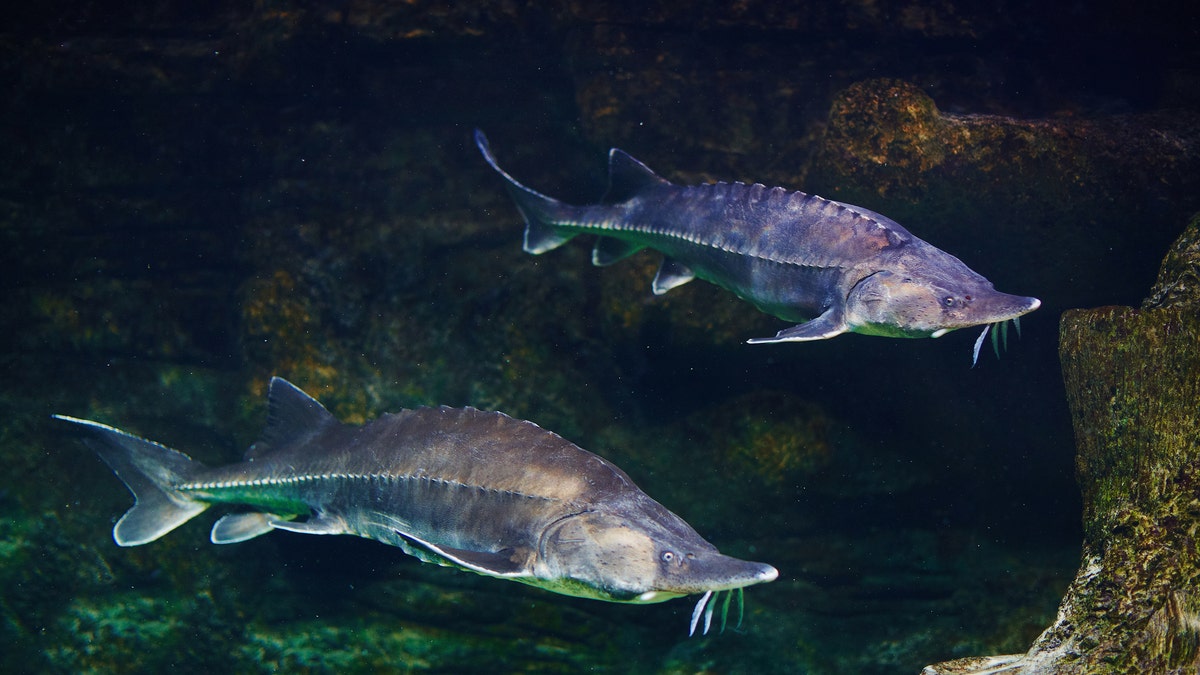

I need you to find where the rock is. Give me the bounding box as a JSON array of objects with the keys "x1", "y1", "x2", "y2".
[
  {"x1": 923, "y1": 213, "x2": 1200, "y2": 673},
  {"x1": 808, "y1": 79, "x2": 1200, "y2": 313},
  {"x1": 1144, "y1": 213, "x2": 1200, "y2": 311}
]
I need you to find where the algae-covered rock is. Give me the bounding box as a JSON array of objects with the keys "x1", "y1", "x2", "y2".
[
  {"x1": 809, "y1": 79, "x2": 1200, "y2": 313},
  {"x1": 924, "y1": 213, "x2": 1200, "y2": 674},
  {"x1": 1144, "y1": 214, "x2": 1200, "y2": 311}
]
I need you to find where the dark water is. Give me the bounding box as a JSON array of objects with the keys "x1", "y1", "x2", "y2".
[{"x1": 2, "y1": 3, "x2": 1196, "y2": 674}]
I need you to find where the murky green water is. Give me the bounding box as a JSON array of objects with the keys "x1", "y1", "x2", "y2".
[{"x1": 4, "y1": 4, "x2": 1195, "y2": 673}]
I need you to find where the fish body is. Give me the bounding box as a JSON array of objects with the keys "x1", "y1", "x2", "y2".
[
  {"x1": 475, "y1": 130, "x2": 1040, "y2": 346},
  {"x1": 56, "y1": 377, "x2": 776, "y2": 625}
]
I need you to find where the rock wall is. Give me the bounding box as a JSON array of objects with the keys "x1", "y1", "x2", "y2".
[{"x1": 925, "y1": 214, "x2": 1200, "y2": 673}]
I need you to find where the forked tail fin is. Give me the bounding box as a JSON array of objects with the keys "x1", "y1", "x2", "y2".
[
  {"x1": 54, "y1": 414, "x2": 209, "y2": 546},
  {"x1": 474, "y1": 129, "x2": 578, "y2": 254}
]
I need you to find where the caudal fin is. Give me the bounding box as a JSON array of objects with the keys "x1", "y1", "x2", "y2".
[
  {"x1": 474, "y1": 129, "x2": 577, "y2": 254},
  {"x1": 54, "y1": 414, "x2": 209, "y2": 546}
]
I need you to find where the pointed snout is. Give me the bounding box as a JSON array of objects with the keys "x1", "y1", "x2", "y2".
[
  {"x1": 740, "y1": 560, "x2": 780, "y2": 586},
  {"x1": 669, "y1": 553, "x2": 779, "y2": 595},
  {"x1": 976, "y1": 292, "x2": 1041, "y2": 324}
]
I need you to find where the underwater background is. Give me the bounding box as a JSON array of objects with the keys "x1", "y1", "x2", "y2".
[{"x1": 2, "y1": 2, "x2": 1198, "y2": 673}]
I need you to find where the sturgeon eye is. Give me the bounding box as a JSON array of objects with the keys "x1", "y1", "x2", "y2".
[
  {"x1": 943, "y1": 296, "x2": 956, "y2": 307},
  {"x1": 661, "y1": 551, "x2": 675, "y2": 563}
]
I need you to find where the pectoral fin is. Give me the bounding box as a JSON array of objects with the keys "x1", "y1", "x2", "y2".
[
  {"x1": 394, "y1": 530, "x2": 531, "y2": 578},
  {"x1": 746, "y1": 308, "x2": 848, "y2": 343}
]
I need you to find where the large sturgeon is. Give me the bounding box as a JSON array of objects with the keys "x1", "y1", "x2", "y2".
[
  {"x1": 476, "y1": 130, "x2": 1040, "y2": 362},
  {"x1": 56, "y1": 377, "x2": 777, "y2": 634}
]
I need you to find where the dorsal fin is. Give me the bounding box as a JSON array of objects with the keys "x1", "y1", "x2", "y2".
[
  {"x1": 246, "y1": 377, "x2": 338, "y2": 459},
  {"x1": 603, "y1": 149, "x2": 671, "y2": 203}
]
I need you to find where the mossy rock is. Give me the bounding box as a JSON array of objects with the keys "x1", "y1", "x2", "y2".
[{"x1": 924, "y1": 214, "x2": 1200, "y2": 673}]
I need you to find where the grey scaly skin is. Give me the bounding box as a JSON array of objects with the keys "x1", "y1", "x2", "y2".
[
  {"x1": 56, "y1": 377, "x2": 777, "y2": 634},
  {"x1": 476, "y1": 130, "x2": 1040, "y2": 357}
]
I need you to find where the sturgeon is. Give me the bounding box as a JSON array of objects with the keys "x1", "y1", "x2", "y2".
[
  {"x1": 56, "y1": 377, "x2": 777, "y2": 634},
  {"x1": 476, "y1": 130, "x2": 1040, "y2": 361}
]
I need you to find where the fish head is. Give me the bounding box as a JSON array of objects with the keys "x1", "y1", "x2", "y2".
[
  {"x1": 844, "y1": 259, "x2": 1040, "y2": 339},
  {"x1": 536, "y1": 501, "x2": 778, "y2": 604}
]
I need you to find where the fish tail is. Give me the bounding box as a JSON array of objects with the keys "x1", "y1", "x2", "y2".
[
  {"x1": 54, "y1": 414, "x2": 209, "y2": 547},
  {"x1": 474, "y1": 129, "x2": 577, "y2": 254}
]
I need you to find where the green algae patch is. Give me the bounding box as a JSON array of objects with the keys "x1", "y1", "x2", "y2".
[
  {"x1": 47, "y1": 592, "x2": 254, "y2": 674},
  {"x1": 243, "y1": 617, "x2": 596, "y2": 674},
  {"x1": 691, "y1": 390, "x2": 834, "y2": 485}
]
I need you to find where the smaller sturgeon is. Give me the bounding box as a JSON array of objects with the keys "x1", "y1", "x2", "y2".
[
  {"x1": 476, "y1": 131, "x2": 1040, "y2": 362},
  {"x1": 56, "y1": 377, "x2": 777, "y2": 634}
]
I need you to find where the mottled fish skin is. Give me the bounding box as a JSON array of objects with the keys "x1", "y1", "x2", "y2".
[
  {"x1": 476, "y1": 129, "x2": 1040, "y2": 344},
  {"x1": 55, "y1": 377, "x2": 778, "y2": 613}
]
